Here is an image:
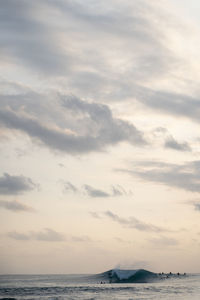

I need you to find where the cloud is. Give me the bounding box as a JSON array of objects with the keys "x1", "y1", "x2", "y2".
[
  {"x1": 91, "y1": 210, "x2": 169, "y2": 232},
  {"x1": 0, "y1": 92, "x2": 145, "y2": 154},
  {"x1": 71, "y1": 236, "x2": 92, "y2": 242},
  {"x1": 62, "y1": 181, "x2": 130, "y2": 198},
  {"x1": 7, "y1": 229, "x2": 92, "y2": 243},
  {"x1": 111, "y1": 185, "x2": 125, "y2": 197},
  {"x1": 164, "y1": 136, "x2": 191, "y2": 152},
  {"x1": 114, "y1": 237, "x2": 130, "y2": 244},
  {"x1": 90, "y1": 212, "x2": 102, "y2": 219},
  {"x1": 104, "y1": 210, "x2": 168, "y2": 232},
  {"x1": 120, "y1": 160, "x2": 200, "y2": 193},
  {"x1": 46, "y1": 0, "x2": 179, "y2": 83},
  {"x1": 132, "y1": 84, "x2": 200, "y2": 125},
  {"x1": 61, "y1": 96, "x2": 146, "y2": 146},
  {"x1": 149, "y1": 127, "x2": 192, "y2": 152},
  {"x1": 7, "y1": 231, "x2": 30, "y2": 240},
  {"x1": 58, "y1": 163, "x2": 65, "y2": 168},
  {"x1": 7, "y1": 228, "x2": 65, "y2": 242},
  {"x1": 63, "y1": 181, "x2": 78, "y2": 193},
  {"x1": 148, "y1": 236, "x2": 178, "y2": 247},
  {"x1": 32, "y1": 228, "x2": 65, "y2": 241},
  {"x1": 0, "y1": 0, "x2": 183, "y2": 100},
  {"x1": 84, "y1": 185, "x2": 110, "y2": 198},
  {"x1": 0, "y1": 0, "x2": 69, "y2": 74},
  {"x1": 0, "y1": 0, "x2": 178, "y2": 90},
  {"x1": 194, "y1": 203, "x2": 200, "y2": 211},
  {"x1": 0, "y1": 0, "x2": 191, "y2": 157},
  {"x1": 0, "y1": 200, "x2": 34, "y2": 212},
  {"x1": 111, "y1": 185, "x2": 133, "y2": 196},
  {"x1": 0, "y1": 173, "x2": 37, "y2": 195}
]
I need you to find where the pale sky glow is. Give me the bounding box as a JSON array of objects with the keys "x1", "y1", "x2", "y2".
[{"x1": 1, "y1": 0, "x2": 200, "y2": 274}]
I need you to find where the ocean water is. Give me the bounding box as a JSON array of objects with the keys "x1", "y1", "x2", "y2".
[{"x1": 0, "y1": 270, "x2": 200, "y2": 300}]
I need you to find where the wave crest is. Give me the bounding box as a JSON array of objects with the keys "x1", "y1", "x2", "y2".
[{"x1": 98, "y1": 269, "x2": 158, "y2": 283}]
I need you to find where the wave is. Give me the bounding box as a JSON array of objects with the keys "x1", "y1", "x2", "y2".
[
  {"x1": 96, "y1": 269, "x2": 159, "y2": 283},
  {"x1": 94, "y1": 269, "x2": 188, "y2": 283}
]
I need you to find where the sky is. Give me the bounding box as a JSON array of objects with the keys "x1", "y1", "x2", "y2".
[{"x1": 1, "y1": 0, "x2": 200, "y2": 274}]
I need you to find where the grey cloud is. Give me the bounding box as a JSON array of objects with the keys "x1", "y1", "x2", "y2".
[
  {"x1": 164, "y1": 136, "x2": 191, "y2": 152},
  {"x1": 47, "y1": 0, "x2": 177, "y2": 82},
  {"x1": 61, "y1": 96, "x2": 145, "y2": 146},
  {"x1": 112, "y1": 185, "x2": 125, "y2": 196},
  {"x1": 147, "y1": 91, "x2": 200, "y2": 122},
  {"x1": 115, "y1": 237, "x2": 126, "y2": 243},
  {"x1": 114, "y1": 237, "x2": 132, "y2": 245},
  {"x1": 194, "y1": 203, "x2": 200, "y2": 211},
  {"x1": 120, "y1": 160, "x2": 200, "y2": 193},
  {"x1": 58, "y1": 163, "x2": 65, "y2": 168},
  {"x1": 7, "y1": 231, "x2": 30, "y2": 240},
  {"x1": 111, "y1": 185, "x2": 133, "y2": 196},
  {"x1": 71, "y1": 236, "x2": 91, "y2": 242},
  {"x1": 63, "y1": 181, "x2": 78, "y2": 193},
  {"x1": 0, "y1": 0, "x2": 195, "y2": 155},
  {"x1": 100, "y1": 80, "x2": 200, "y2": 127},
  {"x1": 0, "y1": 173, "x2": 36, "y2": 195},
  {"x1": 0, "y1": 93, "x2": 145, "y2": 154},
  {"x1": 7, "y1": 228, "x2": 65, "y2": 242},
  {"x1": 62, "y1": 181, "x2": 129, "y2": 198},
  {"x1": 148, "y1": 236, "x2": 178, "y2": 247},
  {"x1": 145, "y1": 126, "x2": 192, "y2": 153},
  {"x1": 7, "y1": 229, "x2": 91, "y2": 243},
  {"x1": 84, "y1": 185, "x2": 110, "y2": 198},
  {"x1": 0, "y1": 200, "x2": 34, "y2": 212},
  {"x1": 49, "y1": 0, "x2": 166, "y2": 45},
  {"x1": 103, "y1": 210, "x2": 168, "y2": 232},
  {"x1": 32, "y1": 228, "x2": 65, "y2": 241},
  {"x1": 1, "y1": 0, "x2": 180, "y2": 97},
  {"x1": 90, "y1": 212, "x2": 102, "y2": 219},
  {"x1": 132, "y1": 84, "x2": 200, "y2": 124},
  {"x1": 83, "y1": 184, "x2": 131, "y2": 198},
  {"x1": 0, "y1": 0, "x2": 69, "y2": 74}
]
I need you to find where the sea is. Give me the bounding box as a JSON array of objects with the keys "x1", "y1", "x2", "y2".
[{"x1": 0, "y1": 269, "x2": 200, "y2": 300}]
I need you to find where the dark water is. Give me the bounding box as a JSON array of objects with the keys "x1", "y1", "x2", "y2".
[{"x1": 0, "y1": 271, "x2": 200, "y2": 299}]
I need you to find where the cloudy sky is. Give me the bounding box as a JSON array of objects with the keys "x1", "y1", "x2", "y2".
[{"x1": 1, "y1": 0, "x2": 200, "y2": 274}]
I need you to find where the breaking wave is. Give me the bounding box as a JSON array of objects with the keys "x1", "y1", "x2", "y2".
[{"x1": 95, "y1": 269, "x2": 159, "y2": 283}]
